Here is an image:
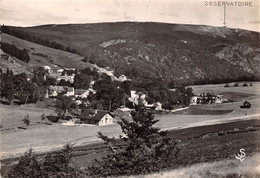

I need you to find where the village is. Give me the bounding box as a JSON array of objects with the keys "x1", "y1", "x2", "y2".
[{"x1": 4, "y1": 64, "x2": 238, "y2": 127}]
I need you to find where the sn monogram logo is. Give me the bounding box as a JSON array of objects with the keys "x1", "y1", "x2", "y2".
[{"x1": 235, "y1": 148, "x2": 246, "y2": 162}]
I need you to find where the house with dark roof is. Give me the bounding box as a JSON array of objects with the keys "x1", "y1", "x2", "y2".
[
  {"x1": 79, "y1": 109, "x2": 115, "y2": 126},
  {"x1": 75, "y1": 89, "x2": 89, "y2": 98}
]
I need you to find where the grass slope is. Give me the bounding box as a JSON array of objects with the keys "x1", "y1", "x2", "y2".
[
  {"x1": 1, "y1": 33, "x2": 93, "y2": 71},
  {"x1": 144, "y1": 153, "x2": 260, "y2": 178}
]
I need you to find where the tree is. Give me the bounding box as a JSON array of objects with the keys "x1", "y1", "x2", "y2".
[
  {"x1": 73, "y1": 72, "x2": 90, "y2": 89},
  {"x1": 45, "y1": 77, "x2": 56, "y2": 86},
  {"x1": 55, "y1": 95, "x2": 76, "y2": 120},
  {"x1": 13, "y1": 73, "x2": 34, "y2": 104},
  {"x1": 22, "y1": 114, "x2": 30, "y2": 126},
  {"x1": 58, "y1": 79, "x2": 72, "y2": 87},
  {"x1": 224, "y1": 84, "x2": 230, "y2": 87},
  {"x1": 88, "y1": 99, "x2": 179, "y2": 176},
  {"x1": 7, "y1": 149, "x2": 42, "y2": 178},
  {"x1": 92, "y1": 77, "x2": 125, "y2": 111},
  {"x1": 8, "y1": 144, "x2": 83, "y2": 177},
  {"x1": 31, "y1": 67, "x2": 46, "y2": 86},
  {"x1": 0, "y1": 70, "x2": 15, "y2": 104},
  {"x1": 168, "y1": 80, "x2": 175, "y2": 88},
  {"x1": 41, "y1": 113, "x2": 46, "y2": 124}
]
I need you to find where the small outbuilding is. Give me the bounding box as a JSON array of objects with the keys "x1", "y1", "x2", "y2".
[
  {"x1": 79, "y1": 109, "x2": 115, "y2": 126},
  {"x1": 240, "y1": 101, "x2": 251, "y2": 109}
]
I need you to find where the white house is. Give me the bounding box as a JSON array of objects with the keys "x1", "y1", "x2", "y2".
[
  {"x1": 48, "y1": 86, "x2": 75, "y2": 97},
  {"x1": 57, "y1": 69, "x2": 64, "y2": 76},
  {"x1": 154, "y1": 102, "x2": 162, "y2": 110},
  {"x1": 79, "y1": 110, "x2": 114, "y2": 126},
  {"x1": 129, "y1": 90, "x2": 147, "y2": 105},
  {"x1": 117, "y1": 75, "x2": 131, "y2": 82},
  {"x1": 43, "y1": 66, "x2": 51, "y2": 74},
  {"x1": 190, "y1": 96, "x2": 199, "y2": 105},
  {"x1": 75, "y1": 89, "x2": 89, "y2": 98},
  {"x1": 215, "y1": 95, "x2": 228, "y2": 104},
  {"x1": 190, "y1": 95, "x2": 228, "y2": 105}
]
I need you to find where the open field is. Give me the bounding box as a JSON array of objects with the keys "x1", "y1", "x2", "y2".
[
  {"x1": 0, "y1": 104, "x2": 56, "y2": 130},
  {"x1": 190, "y1": 82, "x2": 260, "y2": 102},
  {"x1": 1, "y1": 99, "x2": 260, "y2": 160},
  {"x1": 1, "y1": 119, "x2": 260, "y2": 177},
  {"x1": 0, "y1": 54, "x2": 33, "y2": 75},
  {"x1": 2, "y1": 33, "x2": 93, "y2": 70}
]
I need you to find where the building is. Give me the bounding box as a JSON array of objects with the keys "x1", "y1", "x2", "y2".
[
  {"x1": 75, "y1": 89, "x2": 89, "y2": 98},
  {"x1": 79, "y1": 109, "x2": 115, "y2": 126},
  {"x1": 43, "y1": 66, "x2": 51, "y2": 74},
  {"x1": 48, "y1": 86, "x2": 75, "y2": 97},
  {"x1": 190, "y1": 96, "x2": 199, "y2": 105},
  {"x1": 215, "y1": 95, "x2": 228, "y2": 104},
  {"x1": 117, "y1": 75, "x2": 131, "y2": 82},
  {"x1": 129, "y1": 90, "x2": 147, "y2": 105},
  {"x1": 57, "y1": 69, "x2": 64, "y2": 76},
  {"x1": 190, "y1": 94, "x2": 228, "y2": 105}
]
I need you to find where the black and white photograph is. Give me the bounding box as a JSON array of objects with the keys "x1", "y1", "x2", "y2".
[{"x1": 0, "y1": 0, "x2": 260, "y2": 177}]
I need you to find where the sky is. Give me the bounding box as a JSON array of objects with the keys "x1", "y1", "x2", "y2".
[{"x1": 0, "y1": 0, "x2": 259, "y2": 32}]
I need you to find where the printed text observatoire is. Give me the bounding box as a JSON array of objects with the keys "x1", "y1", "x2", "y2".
[{"x1": 204, "y1": 1, "x2": 253, "y2": 6}]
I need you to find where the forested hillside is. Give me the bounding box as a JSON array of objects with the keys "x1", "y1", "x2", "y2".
[{"x1": 2, "y1": 22, "x2": 260, "y2": 85}]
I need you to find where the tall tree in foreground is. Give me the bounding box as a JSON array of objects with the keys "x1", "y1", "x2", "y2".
[{"x1": 88, "y1": 98, "x2": 179, "y2": 176}]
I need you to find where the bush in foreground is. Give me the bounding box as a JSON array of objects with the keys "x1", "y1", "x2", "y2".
[
  {"x1": 87, "y1": 99, "x2": 179, "y2": 176},
  {"x1": 8, "y1": 144, "x2": 83, "y2": 178}
]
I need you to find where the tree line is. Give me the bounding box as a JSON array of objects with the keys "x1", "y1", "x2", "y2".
[
  {"x1": 1, "y1": 42, "x2": 31, "y2": 63},
  {"x1": 0, "y1": 69, "x2": 46, "y2": 104}
]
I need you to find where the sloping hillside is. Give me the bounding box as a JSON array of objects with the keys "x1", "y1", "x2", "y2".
[
  {"x1": 1, "y1": 33, "x2": 92, "y2": 72},
  {"x1": 4, "y1": 22, "x2": 260, "y2": 84}
]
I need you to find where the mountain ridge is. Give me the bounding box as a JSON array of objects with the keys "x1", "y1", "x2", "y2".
[{"x1": 2, "y1": 22, "x2": 260, "y2": 85}]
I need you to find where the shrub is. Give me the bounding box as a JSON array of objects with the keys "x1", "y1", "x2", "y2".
[
  {"x1": 8, "y1": 144, "x2": 83, "y2": 177},
  {"x1": 41, "y1": 113, "x2": 46, "y2": 124},
  {"x1": 242, "y1": 83, "x2": 248, "y2": 87},
  {"x1": 22, "y1": 114, "x2": 30, "y2": 126},
  {"x1": 46, "y1": 115, "x2": 59, "y2": 123},
  {"x1": 7, "y1": 149, "x2": 42, "y2": 178},
  {"x1": 233, "y1": 83, "x2": 239, "y2": 87},
  {"x1": 224, "y1": 84, "x2": 230, "y2": 87}
]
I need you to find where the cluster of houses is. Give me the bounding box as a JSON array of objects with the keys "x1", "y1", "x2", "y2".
[
  {"x1": 73, "y1": 91, "x2": 162, "y2": 126},
  {"x1": 42, "y1": 66, "x2": 230, "y2": 127},
  {"x1": 190, "y1": 93, "x2": 228, "y2": 105},
  {"x1": 41, "y1": 66, "x2": 162, "y2": 126}
]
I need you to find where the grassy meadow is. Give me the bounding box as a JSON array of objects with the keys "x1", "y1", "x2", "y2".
[
  {"x1": 142, "y1": 153, "x2": 260, "y2": 178},
  {"x1": 2, "y1": 33, "x2": 93, "y2": 70}
]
